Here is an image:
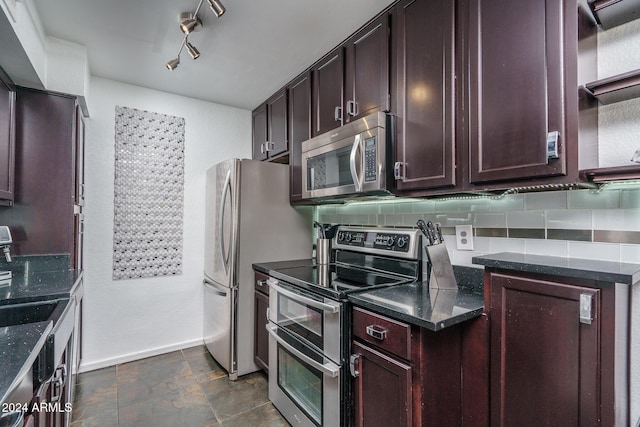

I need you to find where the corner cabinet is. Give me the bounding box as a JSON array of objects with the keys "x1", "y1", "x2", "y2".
[
  {"x1": 0, "y1": 69, "x2": 15, "y2": 205},
  {"x1": 252, "y1": 89, "x2": 288, "y2": 162},
  {"x1": 0, "y1": 87, "x2": 84, "y2": 268},
  {"x1": 392, "y1": 0, "x2": 457, "y2": 192},
  {"x1": 464, "y1": 0, "x2": 598, "y2": 186}
]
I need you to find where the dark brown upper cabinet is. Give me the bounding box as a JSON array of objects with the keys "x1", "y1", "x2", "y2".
[
  {"x1": 392, "y1": 0, "x2": 457, "y2": 193},
  {"x1": 343, "y1": 15, "x2": 390, "y2": 124},
  {"x1": 0, "y1": 88, "x2": 83, "y2": 268},
  {"x1": 252, "y1": 89, "x2": 288, "y2": 161},
  {"x1": 311, "y1": 48, "x2": 345, "y2": 137},
  {"x1": 312, "y1": 13, "x2": 390, "y2": 136},
  {"x1": 464, "y1": 0, "x2": 598, "y2": 187},
  {"x1": 0, "y1": 69, "x2": 15, "y2": 205},
  {"x1": 287, "y1": 72, "x2": 311, "y2": 202}
]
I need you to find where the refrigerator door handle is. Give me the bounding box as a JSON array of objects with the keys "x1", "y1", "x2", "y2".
[
  {"x1": 203, "y1": 277, "x2": 228, "y2": 297},
  {"x1": 218, "y1": 169, "x2": 232, "y2": 276}
]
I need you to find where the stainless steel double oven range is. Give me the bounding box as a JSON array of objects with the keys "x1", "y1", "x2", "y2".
[{"x1": 266, "y1": 227, "x2": 422, "y2": 426}]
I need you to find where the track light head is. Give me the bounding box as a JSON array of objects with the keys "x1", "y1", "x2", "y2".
[
  {"x1": 166, "y1": 57, "x2": 180, "y2": 71},
  {"x1": 179, "y1": 13, "x2": 202, "y2": 34},
  {"x1": 186, "y1": 42, "x2": 200, "y2": 60},
  {"x1": 207, "y1": 0, "x2": 226, "y2": 17}
]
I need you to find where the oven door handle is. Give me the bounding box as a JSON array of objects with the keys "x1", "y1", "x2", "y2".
[
  {"x1": 267, "y1": 324, "x2": 340, "y2": 378},
  {"x1": 267, "y1": 278, "x2": 339, "y2": 313}
]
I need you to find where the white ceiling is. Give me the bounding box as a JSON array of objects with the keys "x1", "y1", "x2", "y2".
[{"x1": 31, "y1": 0, "x2": 395, "y2": 110}]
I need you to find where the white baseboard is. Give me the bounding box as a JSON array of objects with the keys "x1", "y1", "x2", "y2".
[{"x1": 78, "y1": 338, "x2": 205, "y2": 373}]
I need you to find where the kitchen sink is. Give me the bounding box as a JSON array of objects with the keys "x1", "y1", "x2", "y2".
[{"x1": 0, "y1": 299, "x2": 69, "y2": 328}]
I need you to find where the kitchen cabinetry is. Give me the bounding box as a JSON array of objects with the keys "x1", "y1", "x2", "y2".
[
  {"x1": 350, "y1": 307, "x2": 463, "y2": 427},
  {"x1": 392, "y1": 0, "x2": 457, "y2": 192},
  {"x1": 0, "y1": 68, "x2": 15, "y2": 206},
  {"x1": 287, "y1": 72, "x2": 310, "y2": 202},
  {"x1": 0, "y1": 88, "x2": 84, "y2": 268},
  {"x1": 254, "y1": 271, "x2": 269, "y2": 373},
  {"x1": 487, "y1": 270, "x2": 616, "y2": 426},
  {"x1": 311, "y1": 13, "x2": 390, "y2": 137},
  {"x1": 464, "y1": 0, "x2": 597, "y2": 186},
  {"x1": 252, "y1": 89, "x2": 288, "y2": 162}
]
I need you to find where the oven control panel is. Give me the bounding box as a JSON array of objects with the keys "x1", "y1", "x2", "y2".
[{"x1": 334, "y1": 227, "x2": 421, "y2": 260}]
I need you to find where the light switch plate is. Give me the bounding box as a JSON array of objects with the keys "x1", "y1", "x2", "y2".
[{"x1": 455, "y1": 225, "x2": 474, "y2": 251}]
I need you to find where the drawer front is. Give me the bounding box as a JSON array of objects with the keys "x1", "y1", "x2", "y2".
[
  {"x1": 353, "y1": 307, "x2": 411, "y2": 360},
  {"x1": 254, "y1": 271, "x2": 270, "y2": 295}
]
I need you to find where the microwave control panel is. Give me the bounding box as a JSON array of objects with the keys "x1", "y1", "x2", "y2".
[{"x1": 364, "y1": 137, "x2": 377, "y2": 182}]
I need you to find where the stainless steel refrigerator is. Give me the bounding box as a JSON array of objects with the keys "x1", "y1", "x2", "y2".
[{"x1": 203, "y1": 158, "x2": 311, "y2": 379}]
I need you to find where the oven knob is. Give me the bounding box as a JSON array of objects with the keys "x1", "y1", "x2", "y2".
[
  {"x1": 387, "y1": 236, "x2": 395, "y2": 247},
  {"x1": 338, "y1": 232, "x2": 345, "y2": 242},
  {"x1": 345, "y1": 232, "x2": 353, "y2": 242},
  {"x1": 397, "y1": 236, "x2": 408, "y2": 248}
]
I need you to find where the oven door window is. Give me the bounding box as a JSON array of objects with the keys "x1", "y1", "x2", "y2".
[
  {"x1": 276, "y1": 292, "x2": 323, "y2": 351},
  {"x1": 306, "y1": 144, "x2": 353, "y2": 191},
  {"x1": 278, "y1": 337, "x2": 323, "y2": 426}
]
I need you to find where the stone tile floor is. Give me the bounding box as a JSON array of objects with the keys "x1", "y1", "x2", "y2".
[{"x1": 70, "y1": 345, "x2": 290, "y2": 427}]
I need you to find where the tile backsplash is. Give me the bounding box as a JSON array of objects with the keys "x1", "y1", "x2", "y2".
[{"x1": 315, "y1": 182, "x2": 640, "y2": 268}]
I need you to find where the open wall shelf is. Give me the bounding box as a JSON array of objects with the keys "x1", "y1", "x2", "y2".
[
  {"x1": 589, "y1": 0, "x2": 640, "y2": 29},
  {"x1": 585, "y1": 68, "x2": 640, "y2": 104}
]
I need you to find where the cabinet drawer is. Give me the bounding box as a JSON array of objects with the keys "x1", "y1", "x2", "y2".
[
  {"x1": 254, "y1": 271, "x2": 270, "y2": 296},
  {"x1": 353, "y1": 307, "x2": 411, "y2": 360}
]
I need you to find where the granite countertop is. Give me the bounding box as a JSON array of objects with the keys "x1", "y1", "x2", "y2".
[
  {"x1": 348, "y1": 266, "x2": 485, "y2": 331},
  {"x1": 0, "y1": 321, "x2": 52, "y2": 405},
  {"x1": 254, "y1": 259, "x2": 485, "y2": 332},
  {"x1": 472, "y1": 252, "x2": 640, "y2": 285},
  {"x1": 0, "y1": 255, "x2": 83, "y2": 406},
  {"x1": 0, "y1": 255, "x2": 83, "y2": 306}
]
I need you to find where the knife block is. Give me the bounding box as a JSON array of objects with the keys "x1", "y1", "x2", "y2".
[{"x1": 425, "y1": 243, "x2": 457, "y2": 290}]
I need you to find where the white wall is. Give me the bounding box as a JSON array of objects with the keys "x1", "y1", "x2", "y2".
[{"x1": 81, "y1": 77, "x2": 251, "y2": 371}]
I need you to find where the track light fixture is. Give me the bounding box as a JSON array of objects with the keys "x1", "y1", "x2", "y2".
[{"x1": 164, "y1": 0, "x2": 225, "y2": 71}]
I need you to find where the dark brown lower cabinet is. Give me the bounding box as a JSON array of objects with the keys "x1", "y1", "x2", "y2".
[
  {"x1": 351, "y1": 307, "x2": 463, "y2": 427},
  {"x1": 488, "y1": 271, "x2": 610, "y2": 427},
  {"x1": 254, "y1": 271, "x2": 270, "y2": 372}
]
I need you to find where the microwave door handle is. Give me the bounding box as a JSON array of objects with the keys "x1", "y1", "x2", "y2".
[
  {"x1": 349, "y1": 133, "x2": 363, "y2": 192},
  {"x1": 267, "y1": 278, "x2": 339, "y2": 313},
  {"x1": 267, "y1": 324, "x2": 340, "y2": 377}
]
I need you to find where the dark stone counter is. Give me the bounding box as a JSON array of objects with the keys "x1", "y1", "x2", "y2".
[{"x1": 472, "y1": 252, "x2": 640, "y2": 285}]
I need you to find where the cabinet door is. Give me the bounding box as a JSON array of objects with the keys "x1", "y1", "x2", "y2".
[
  {"x1": 266, "y1": 89, "x2": 288, "y2": 158},
  {"x1": 287, "y1": 72, "x2": 311, "y2": 202},
  {"x1": 352, "y1": 340, "x2": 412, "y2": 427},
  {"x1": 489, "y1": 272, "x2": 600, "y2": 427},
  {"x1": 252, "y1": 104, "x2": 268, "y2": 161},
  {"x1": 254, "y1": 289, "x2": 269, "y2": 372},
  {"x1": 311, "y1": 48, "x2": 344, "y2": 136},
  {"x1": 344, "y1": 14, "x2": 389, "y2": 123},
  {"x1": 466, "y1": 0, "x2": 566, "y2": 184},
  {"x1": 73, "y1": 105, "x2": 85, "y2": 206},
  {"x1": 393, "y1": 0, "x2": 456, "y2": 191},
  {"x1": 0, "y1": 74, "x2": 15, "y2": 203}
]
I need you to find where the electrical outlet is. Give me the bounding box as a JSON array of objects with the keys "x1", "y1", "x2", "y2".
[{"x1": 455, "y1": 225, "x2": 474, "y2": 251}]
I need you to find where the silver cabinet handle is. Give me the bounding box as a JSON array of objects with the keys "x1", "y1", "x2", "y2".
[
  {"x1": 394, "y1": 161, "x2": 404, "y2": 180},
  {"x1": 267, "y1": 278, "x2": 339, "y2": 313},
  {"x1": 260, "y1": 143, "x2": 265, "y2": 154},
  {"x1": 267, "y1": 324, "x2": 340, "y2": 377},
  {"x1": 347, "y1": 100, "x2": 357, "y2": 117},
  {"x1": 218, "y1": 169, "x2": 232, "y2": 276},
  {"x1": 349, "y1": 354, "x2": 360, "y2": 377},
  {"x1": 349, "y1": 133, "x2": 363, "y2": 192},
  {"x1": 366, "y1": 325, "x2": 387, "y2": 341},
  {"x1": 334, "y1": 106, "x2": 342, "y2": 122}
]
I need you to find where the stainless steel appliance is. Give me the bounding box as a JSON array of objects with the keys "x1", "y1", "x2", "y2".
[
  {"x1": 301, "y1": 112, "x2": 395, "y2": 201},
  {"x1": 203, "y1": 159, "x2": 311, "y2": 380},
  {"x1": 266, "y1": 226, "x2": 421, "y2": 426}
]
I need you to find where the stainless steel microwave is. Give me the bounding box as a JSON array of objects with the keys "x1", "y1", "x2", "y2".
[{"x1": 301, "y1": 111, "x2": 394, "y2": 200}]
